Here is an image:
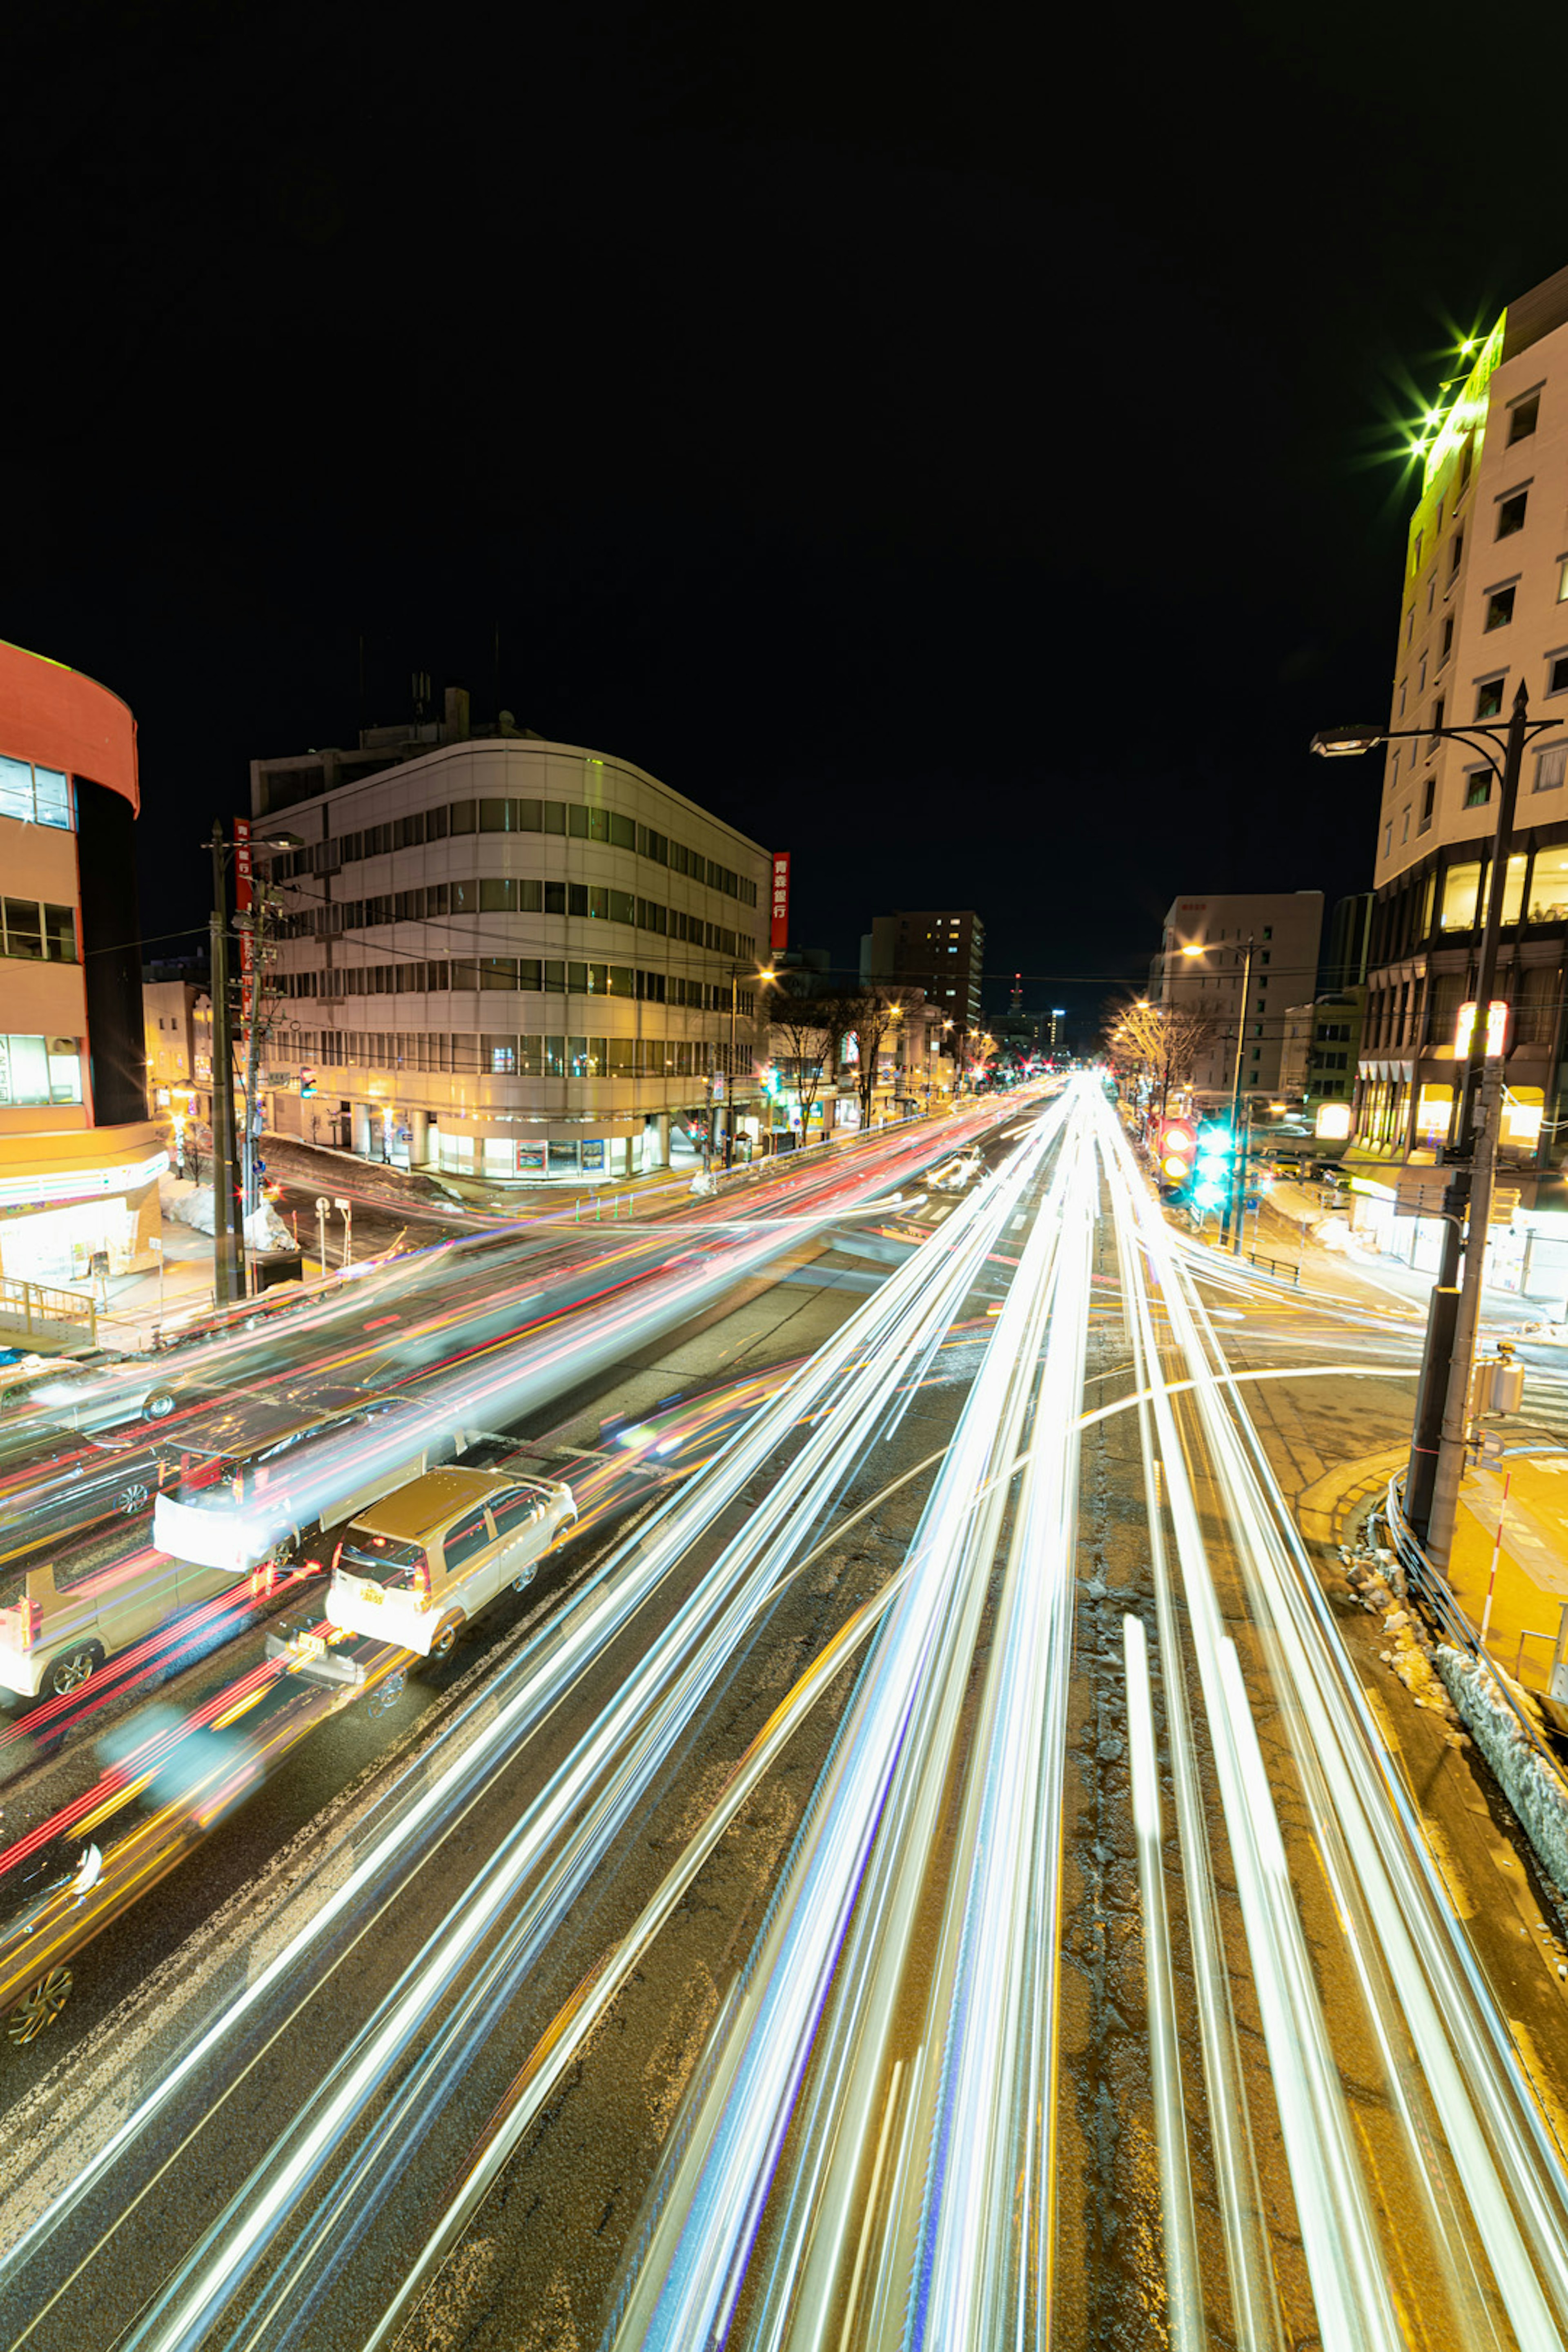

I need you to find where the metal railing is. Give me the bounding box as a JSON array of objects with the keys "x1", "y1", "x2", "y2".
[
  {"x1": 0, "y1": 1273, "x2": 97, "y2": 1347},
  {"x1": 1378, "y1": 1472, "x2": 1568, "y2": 1798}
]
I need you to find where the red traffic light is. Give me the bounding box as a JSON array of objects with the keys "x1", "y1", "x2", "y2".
[{"x1": 1159, "y1": 1118, "x2": 1196, "y2": 1180}]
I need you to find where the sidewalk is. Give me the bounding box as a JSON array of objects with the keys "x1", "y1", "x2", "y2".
[{"x1": 1445, "y1": 1446, "x2": 1568, "y2": 1714}]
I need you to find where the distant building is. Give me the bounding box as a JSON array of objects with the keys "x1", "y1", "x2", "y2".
[
  {"x1": 253, "y1": 701, "x2": 772, "y2": 1180},
  {"x1": 143, "y1": 979, "x2": 212, "y2": 1174},
  {"x1": 861, "y1": 909, "x2": 985, "y2": 1046},
  {"x1": 1279, "y1": 990, "x2": 1365, "y2": 1111},
  {"x1": 1149, "y1": 891, "x2": 1325, "y2": 1105},
  {"x1": 0, "y1": 640, "x2": 161, "y2": 1296}
]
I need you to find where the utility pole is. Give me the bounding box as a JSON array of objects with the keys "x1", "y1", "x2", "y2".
[
  {"x1": 1224, "y1": 937, "x2": 1256, "y2": 1254},
  {"x1": 1425, "y1": 681, "x2": 1531, "y2": 1570},
  {"x1": 207, "y1": 826, "x2": 244, "y2": 1307}
]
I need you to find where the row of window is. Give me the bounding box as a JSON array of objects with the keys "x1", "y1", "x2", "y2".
[
  {"x1": 276, "y1": 958, "x2": 758, "y2": 1010},
  {"x1": 277, "y1": 881, "x2": 753, "y2": 961},
  {"x1": 0, "y1": 758, "x2": 72, "y2": 833},
  {"x1": 0, "y1": 899, "x2": 76, "y2": 963},
  {"x1": 270, "y1": 801, "x2": 760, "y2": 907},
  {"x1": 1388, "y1": 744, "x2": 1568, "y2": 855},
  {"x1": 1370, "y1": 841, "x2": 1568, "y2": 966},
  {"x1": 280, "y1": 1028, "x2": 754, "y2": 1079},
  {"x1": 0, "y1": 1033, "x2": 83, "y2": 1107}
]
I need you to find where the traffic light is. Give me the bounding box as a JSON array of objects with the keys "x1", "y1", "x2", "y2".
[
  {"x1": 1193, "y1": 1120, "x2": 1235, "y2": 1214},
  {"x1": 1158, "y1": 1118, "x2": 1196, "y2": 1201}
]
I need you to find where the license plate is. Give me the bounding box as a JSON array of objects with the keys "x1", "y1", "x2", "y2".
[
  {"x1": 359, "y1": 1584, "x2": 382, "y2": 1604},
  {"x1": 295, "y1": 1631, "x2": 328, "y2": 1660}
]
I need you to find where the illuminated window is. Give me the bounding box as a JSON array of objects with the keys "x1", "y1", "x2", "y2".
[
  {"x1": 1440, "y1": 862, "x2": 1482, "y2": 930},
  {"x1": 0, "y1": 757, "x2": 71, "y2": 830},
  {"x1": 1559, "y1": 557, "x2": 1568, "y2": 604},
  {"x1": 1497, "y1": 489, "x2": 1528, "y2": 539},
  {"x1": 1535, "y1": 744, "x2": 1568, "y2": 794},
  {"x1": 1486, "y1": 586, "x2": 1516, "y2": 630},
  {"x1": 1529, "y1": 844, "x2": 1568, "y2": 922},
  {"x1": 1508, "y1": 392, "x2": 1540, "y2": 444}
]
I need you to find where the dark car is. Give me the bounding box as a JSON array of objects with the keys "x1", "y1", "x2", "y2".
[{"x1": 0, "y1": 1420, "x2": 186, "y2": 1571}]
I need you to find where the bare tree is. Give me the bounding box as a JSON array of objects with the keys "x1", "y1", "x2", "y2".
[
  {"x1": 1102, "y1": 996, "x2": 1213, "y2": 1120},
  {"x1": 838, "y1": 986, "x2": 922, "y2": 1130},
  {"x1": 769, "y1": 973, "x2": 837, "y2": 1138}
]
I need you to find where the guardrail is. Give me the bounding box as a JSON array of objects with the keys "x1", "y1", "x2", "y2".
[
  {"x1": 0, "y1": 1273, "x2": 97, "y2": 1347},
  {"x1": 1246, "y1": 1250, "x2": 1301, "y2": 1285},
  {"x1": 1377, "y1": 1472, "x2": 1568, "y2": 1797}
]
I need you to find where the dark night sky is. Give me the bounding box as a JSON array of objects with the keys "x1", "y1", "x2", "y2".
[{"x1": 9, "y1": 0, "x2": 1568, "y2": 1040}]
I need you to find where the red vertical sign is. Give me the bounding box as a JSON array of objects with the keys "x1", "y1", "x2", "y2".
[
  {"x1": 769, "y1": 850, "x2": 791, "y2": 955},
  {"x1": 234, "y1": 817, "x2": 254, "y2": 1022}
]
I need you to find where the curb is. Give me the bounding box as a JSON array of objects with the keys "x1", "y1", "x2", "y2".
[{"x1": 1295, "y1": 1445, "x2": 1408, "y2": 1548}]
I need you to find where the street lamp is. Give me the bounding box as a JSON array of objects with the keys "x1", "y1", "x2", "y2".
[
  {"x1": 205, "y1": 824, "x2": 302, "y2": 1307},
  {"x1": 1310, "y1": 683, "x2": 1552, "y2": 1562},
  {"x1": 1178, "y1": 937, "x2": 1254, "y2": 1254}
]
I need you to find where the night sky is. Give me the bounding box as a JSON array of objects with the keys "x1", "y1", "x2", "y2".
[{"x1": 10, "y1": 0, "x2": 1568, "y2": 1042}]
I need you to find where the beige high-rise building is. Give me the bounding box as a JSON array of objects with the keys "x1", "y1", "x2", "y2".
[
  {"x1": 1150, "y1": 891, "x2": 1324, "y2": 1104},
  {"x1": 1357, "y1": 264, "x2": 1568, "y2": 1206}
]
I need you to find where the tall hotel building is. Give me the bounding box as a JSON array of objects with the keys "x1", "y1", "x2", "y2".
[
  {"x1": 1353, "y1": 262, "x2": 1568, "y2": 1288},
  {"x1": 254, "y1": 698, "x2": 772, "y2": 1180}
]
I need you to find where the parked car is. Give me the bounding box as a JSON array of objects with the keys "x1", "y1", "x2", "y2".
[{"x1": 307, "y1": 1465, "x2": 577, "y2": 1662}]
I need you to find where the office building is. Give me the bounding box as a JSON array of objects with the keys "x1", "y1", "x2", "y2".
[
  {"x1": 1149, "y1": 891, "x2": 1324, "y2": 1104},
  {"x1": 0, "y1": 639, "x2": 160, "y2": 1294},
  {"x1": 254, "y1": 704, "x2": 772, "y2": 1179},
  {"x1": 861, "y1": 909, "x2": 985, "y2": 1043}
]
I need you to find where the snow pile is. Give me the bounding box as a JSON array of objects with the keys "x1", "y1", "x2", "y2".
[
  {"x1": 160, "y1": 1176, "x2": 295, "y2": 1252},
  {"x1": 1434, "y1": 1646, "x2": 1568, "y2": 1900},
  {"x1": 1378, "y1": 1608, "x2": 1450, "y2": 1711}
]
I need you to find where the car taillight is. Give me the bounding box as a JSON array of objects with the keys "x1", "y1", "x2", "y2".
[
  {"x1": 4, "y1": 1598, "x2": 41, "y2": 1652},
  {"x1": 330, "y1": 1539, "x2": 344, "y2": 1575},
  {"x1": 413, "y1": 1564, "x2": 429, "y2": 1600}
]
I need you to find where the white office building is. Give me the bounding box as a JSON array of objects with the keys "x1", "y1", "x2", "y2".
[{"x1": 253, "y1": 705, "x2": 772, "y2": 1180}]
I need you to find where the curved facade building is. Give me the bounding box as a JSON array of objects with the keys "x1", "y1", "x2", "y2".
[
  {"x1": 254, "y1": 717, "x2": 772, "y2": 1178},
  {"x1": 0, "y1": 639, "x2": 160, "y2": 1294}
]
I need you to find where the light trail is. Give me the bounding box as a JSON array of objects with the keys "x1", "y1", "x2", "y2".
[
  {"x1": 8, "y1": 1100, "x2": 1063, "y2": 2351},
  {"x1": 1101, "y1": 1094, "x2": 1568, "y2": 2347}
]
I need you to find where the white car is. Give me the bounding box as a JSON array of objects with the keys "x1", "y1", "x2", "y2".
[{"x1": 319, "y1": 1465, "x2": 577, "y2": 1659}]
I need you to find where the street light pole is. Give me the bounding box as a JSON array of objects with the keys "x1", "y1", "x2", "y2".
[
  {"x1": 1311, "y1": 690, "x2": 1540, "y2": 1549},
  {"x1": 1426, "y1": 681, "x2": 1531, "y2": 1570},
  {"x1": 1225, "y1": 936, "x2": 1256, "y2": 1255},
  {"x1": 207, "y1": 826, "x2": 244, "y2": 1307}
]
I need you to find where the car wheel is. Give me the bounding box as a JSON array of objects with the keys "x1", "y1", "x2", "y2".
[
  {"x1": 426, "y1": 1617, "x2": 462, "y2": 1662},
  {"x1": 146, "y1": 1393, "x2": 176, "y2": 1420},
  {"x1": 48, "y1": 1644, "x2": 103, "y2": 1697},
  {"x1": 7, "y1": 1966, "x2": 73, "y2": 2047},
  {"x1": 118, "y1": 1481, "x2": 151, "y2": 1515}
]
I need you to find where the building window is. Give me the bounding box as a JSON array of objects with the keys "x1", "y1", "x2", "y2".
[
  {"x1": 1401, "y1": 805, "x2": 1411, "y2": 842},
  {"x1": 1383, "y1": 822, "x2": 1393, "y2": 859},
  {"x1": 1475, "y1": 678, "x2": 1505, "y2": 719},
  {"x1": 0, "y1": 757, "x2": 72, "y2": 831},
  {"x1": 1559, "y1": 557, "x2": 1568, "y2": 604},
  {"x1": 0, "y1": 1034, "x2": 81, "y2": 1105},
  {"x1": 1, "y1": 900, "x2": 77, "y2": 962},
  {"x1": 1535, "y1": 743, "x2": 1568, "y2": 795},
  {"x1": 1418, "y1": 653, "x2": 1428, "y2": 692},
  {"x1": 1549, "y1": 655, "x2": 1568, "y2": 696},
  {"x1": 1450, "y1": 529, "x2": 1465, "y2": 576},
  {"x1": 1509, "y1": 391, "x2": 1541, "y2": 444},
  {"x1": 1419, "y1": 775, "x2": 1436, "y2": 831},
  {"x1": 1440, "y1": 862, "x2": 1482, "y2": 930},
  {"x1": 1429, "y1": 695, "x2": 1445, "y2": 738},
  {"x1": 1497, "y1": 490, "x2": 1528, "y2": 539},
  {"x1": 1440, "y1": 615, "x2": 1454, "y2": 666},
  {"x1": 1486, "y1": 585, "x2": 1516, "y2": 630},
  {"x1": 1465, "y1": 773, "x2": 1491, "y2": 807},
  {"x1": 1459, "y1": 436, "x2": 1474, "y2": 490},
  {"x1": 1398, "y1": 677, "x2": 1408, "y2": 716},
  {"x1": 1530, "y1": 843, "x2": 1568, "y2": 922}
]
